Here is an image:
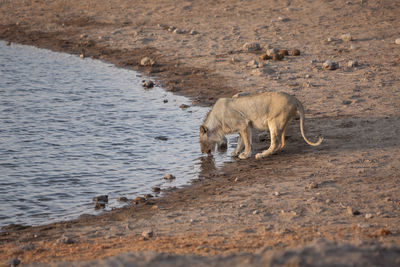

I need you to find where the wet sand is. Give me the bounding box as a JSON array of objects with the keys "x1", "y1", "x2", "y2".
[{"x1": 1, "y1": 0, "x2": 400, "y2": 265}]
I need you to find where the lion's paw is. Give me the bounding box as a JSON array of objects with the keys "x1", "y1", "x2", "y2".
[
  {"x1": 255, "y1": 153, "x2": 264, "y2": 160},
  {"x1": 238, "y1": 153, "x2": 250, "y2": 159}
]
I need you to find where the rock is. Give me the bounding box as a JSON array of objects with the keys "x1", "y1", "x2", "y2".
[
  {"x1": 272, "y1": 54, "x2": 284, "y2": 61},
  {"x1": 93, "y1": 195, "x2": 108, "y2": 203},
  {"x1": 365, "y1": 213, "x2": 373, "y2": 219},
  {"x1": 164, "y1": 173, "x2": 175, "y2": 180},
  {"x1": 358, "y1": 223, "x2": 371, "y2": 229},
  {"x1": 142, "y1": 229, "x2": 153, "y2": 239},
  {"x1": 173, "y1": 28, "x2": 185, "y2": 34},
  {"x1": 307, "y1": 182, "x2": 319, "y2": 189},
  {"x1": 253, "y1": 210, "x2": 260, "y2": 215},
  {"x1": 323, "y1": 60, "x2": 339, "y2": 70},
  {"x1": 278, "y1": 16, "x2": 290, "y2": 22},
  {"x1": 243, "y1": 42, "x2": 262, "y2": 51},
  {"x1": 163, "y1": 99, "x2": 168, "y2": 103},
  {"x1": 168, "y1": 26, "x2": 176, "y2": 32},
  {"x1": 94, "y1": 202, "x2": 106, "y2": 209},
  {"x1": 155, "y1": 136, "x2": 168, "y2": 141},
  {"x1": 239, "y1": 204, "x2": 246, "y2": 208},
  {"x1": 395, "y1": 38, "x2": 400, "y2": 45},
  {"x1": 274, "y1": 191, "x2": 280, "y2": 196},
  {"x1": 347, "y1": 206, "x2": 361, "y2": 216},
  {"x1": 140, "y1": 57, "x2": 156, "y2": 66},
  {"x1": 117, "y1": 197, "x2": 129, "y2": 202},
  {"x1": 325, "y1": 199, "x2": 332, "y2": 204},
  {"x1": 347, "y1": 60, "x2": 358, "y2": 68},
  {"x1": 57, "y1": 235, "x2": 74, "y2": 244},
  {"x1": 80, "y1": 33, "x2": 88, "y2": 38},
  {"x1": 327, "y1": 37, "x2": 335, "y2": 42},
  {"x1": 231, "y1": 57, "x2": 240, "y2": 63},
  {"x1": 234, "y1": 177, "x2": 241, "y2": 182},
  {"x1": 132, "y1": 196, "x2": 146, "y2": 204},
  {"x1": 247, "y1": 60, "x2": 260, "y2": 68},
  {"x1": 6, "y1": 41, "x2": 11, "y2": 46},
  {"x1": 142, "y1": 80, "x2": 154, "y2": 88},
  {"x1": 266, "y1": 48, "x2": 279, "y2": 56},
  {"x1": 291, "y1": 49, "x2": 301, "y2": 56},
  {"x1": 341, "y1": 33, "x2": 353, "y2": 42},
  {"x1": 179, "y1": 104, "x2": 190, "y2": 109},
  {"x1": 279, "y1": 49, "x2": 289, "y2": 56},
  {"x1": 378, "y1": 228, "x2": 392, "y2": 236},
  {"x1": 259, "y1": 53, "x2": 271, "y2": 60},
  {"x1": 79, "y1": 53, "x2": 85, "y2": 59},
  {"x1": 10, "y1": 258, "x2": 20, "y2": 266},
  {"x1": 152, "y1": 187, "x2": 161, "y2": 193},
  {"x1": 189, "y1": 29, "x2": 198, "y2": 35}
]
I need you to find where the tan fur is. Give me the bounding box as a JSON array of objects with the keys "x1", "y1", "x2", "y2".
[{"x1": 199, "y1": 92, "x2": 323, "y2": 159}]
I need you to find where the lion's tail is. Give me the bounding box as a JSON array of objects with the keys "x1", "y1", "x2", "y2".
[{"x1": 295, "y1": 99, "x2": 323, "y2": 146}]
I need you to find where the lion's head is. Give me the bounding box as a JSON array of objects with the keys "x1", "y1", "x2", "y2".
[{"x1": 199, "y1": 125, "x2": 217, "y2": 156}]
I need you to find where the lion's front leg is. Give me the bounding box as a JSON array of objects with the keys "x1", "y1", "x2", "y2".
[
  {"x1": 231, "y1": 134, "x2": 244, "y2": 157},
  {"x1": 238, "y1": 127, "x2": 252, "y2": 159}
]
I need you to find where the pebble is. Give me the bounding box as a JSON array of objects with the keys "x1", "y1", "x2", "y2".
[
  {"x1": 242, "y1": 42, "x2": 262, "y2": 51},
  {"x1": 142, "y1": 229, "x2": 153, "y2": 239},
  {"x1": 325, "y1": 199, "x2": 332, "y2": 204},
  {"x1": 10, "y1": 258, "x2": 20, "y2": 266},
  {"x1": 79, "y1": 53, "x2": 85, "y2": 59},
  {"x1": 144, "y1": 194, "x2": 153, "y2": 199},
  {"x1": 347, "y1": 206, "x2": 361, "y2": 216},
  {"x1": 394, "y1": 38, "x2": 400, "y2": 45},
  {"x1": 168, "y1": 26, "x2": 176, "y2": 32},
  {"x1": 152, "y1": 186, "x2": 161, "y2": 193},
  {"x1": 94, "y1": 202, "x2": 106, "y2": 209},
  {"x1": 117, "y1": 197, "x2": 129, "y2": 202},
  {"x1": 347, "y1": 60, "x2": 358, "y2": 68},
  {"x1": 323, "y1": 60, "x2": 339, "y2": 70},
  {"x1": 179, "y1": 104, "x2": 190, "y2": 109},
  {"x1": 234, "y1": 177, "x2": 241, "y2": 182},
  {"x1": 266, "y1": 48, "x2": 279, "y2": 56},
  {"x1": 307, "y1": 182, "x2": 319, "y2": 189},
  {"x1": 142, "y1": 80, "x2": 154, "y2": 88},
  {"x1": 358, "y1": 223, "x2": 371, "y2": 229},
  {"x1": 93, "y1": 195, "x2": 108, "y2": 203},
  {"x1": 155, "y1": 136, "x2": 168, "y2": 141},
  {"x1": 189, "y1": 29, "x2": 198, "y2": 35},
  {"x1": 279, "y1": 49, "x2": 289, "y2": 56},
  {"x1": 247, "y1": 60, "x2": 260, "y2": 68},
  {"x1": 140, "y1": 57, "x2": 156, "y2": 66},
  {"x1": 239, "y1": 203, "x2": 246, "y2": 208},
  {"x1": 57, "y1": 235, "x2": 74, "y2": 244},
  {"x1": 132, "y1": 196, "x2": 146, "y2": 204},
  {"x1": 272, "y1": 54, "x2": 284, "y2": 61},
  {"x1": 278, "y1": 16, "x2": 290, "y2": 22},
  {"x1": 164, "y1": 173, "x2": 176, "y2": 180},
  {"x1": 365, "y1": 213, "x2": 374, "y2": 219},
  {"x1": 253, "y1": 210, "x2": 260, "y2": 215},
  {"x1": 341, "y1": 33, "x2": 353, "y2": 42},
  {"x1": 163, "y1": 99, "x2": 168, "y2": 103},
  {"x1": 173, "y1": 28, "x2": 184, "y2": 34},
  {"x1": 273, "y1": 191, "x2": 280, "y2": 196},
  {"x1": 291, "y1": 49, "x2": 301, "y2": 56},
  {"x1": 327, "y1": 37, "x2": 335, "y2": 42}
]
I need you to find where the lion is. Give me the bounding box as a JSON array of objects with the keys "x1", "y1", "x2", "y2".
[{"x1": 199, "y1": 91, "x2": 323, "y2": 159}]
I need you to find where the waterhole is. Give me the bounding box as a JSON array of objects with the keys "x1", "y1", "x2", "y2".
[{"x1": 0, "y1": 41, "x2": 233, "y2": 227}]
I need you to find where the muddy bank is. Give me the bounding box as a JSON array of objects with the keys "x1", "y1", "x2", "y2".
[{"x1": 1, "y1": 0, "x2": 400, "y2": 265}]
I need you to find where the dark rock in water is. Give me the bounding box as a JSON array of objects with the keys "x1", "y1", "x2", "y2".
[
  {"x1": 132, "y1": 196, "x2": 146, "y2": 204},
  {"x1": 155, "y1": 136, "x2": 168, "y2": 141},
  {"x1": 94, "y1": 202, "x2": 106, "y2": 209},
  {"x1": 179, "y1": 104, "x2": 190, "y2": 109},
  {"x1": 164, "y1": 173, "x2": 176, "y2": 180},
  {"x1": 142, "y1": 80, "x2": 154, "y2": 89},
  {"x1": 144, "y1": 194, "x2": 154, "y2": 199},
  {"x1": 152, "y1": 187, "x2": 161, "y2": 193},
  {"x1": 163, "y1": 99, "x2": 168, "y2": 103},
  {"x1": 117, "y1": 196, "x2": 129, "y2": 202},
  {"x1": 93, "y1": 195, "x2": 108, "y2": 203}
]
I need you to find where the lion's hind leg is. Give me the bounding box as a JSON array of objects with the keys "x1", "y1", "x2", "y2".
[{"x1": 255, "y1": 120, "x2": 281, "y2": 159}]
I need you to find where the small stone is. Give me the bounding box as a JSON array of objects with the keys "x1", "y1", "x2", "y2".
[
  {"x1": 117, "y1": 197, "x2": 129, "y2": 202},
  {"x1": 234, "y1": 177, "x2": 241, "y2": 182},
  {"x1": 80, "y1": 33, "x2": 88, "y2": 38},
  {"x1": 239, "y1": 204, "x2": 246, "y2": 208},
  {"x1": 253, "y1": 210, "x2": 260, "y2": 215},
  {"x1": 342, "y1": 100, "x2": 352, "y2": 105},
  {"x1": 155, "y1": 136, "x2": 168, "y2": 141},
  {"x1": 57, "y1": 235, "x2": 74, "y2": 244},
  {"x1": 94, "y1": 202, "x2": 106, "y2": 209},
  {"x1": 272, "y1": 54, "x2": 284, "y2": 61},
  {"x1": 189, "y1": 29, "x2": 198, "y2": 35},
  {"x1": 142, "y1": 229, "x2": 153, "y2": 239},
  {"x1": 341, "y1": 33, "x2": 353, "y2": 42},
  {"x1": 325, "y1": 199, "x2": 332, "y2": 204},
  {"x1": 259, "y1": 53, "x2": 271, "y2": 60},
  {"x1": 93, "y1": 195, "x2": 108, "y2": 203},
  {"x1": 140, "y1": 57, "x2": 156, "y2": 66},
  {"x1": 168, "y1": 26, "x2": 176, "y2": 32},
  {"x1": 179, "y1": 104, "x2": 190, "y2": 109},
  {"x1": 327, "y1": 37, "x2": 335, "y2": 42},
  {"x1": 266, "y1": 48, "x2": 279, "y2": 56},
  {"x1": 243, "y1": 42, "x2": 262, "y2": 51},
  {"x1": 10, "y1": 258, "x2": 20, "y2": 266},
  {"x1": 247, "y1": 60, "x2": 260, "y2": 68},
  {"x1": 378, "y1": 228, "x2": 392, "y2": 236},
  {"x1": 142, "y1": 80, "x2": 154, "y2": 88},
  {"x1": 274, "y1": 191, "x2": 280, "y2": 196},
  {"x1": 365, "y1": 213, "x2": 373, "y2": 219},
  {"x1": 347, "y1": 60, "x2": 358, "y2": 68},
  {"x1": 152, "y1": 187, "x2": 161, "y2": 193},
  {"x1": 323, "y1": 60, "x2": 339, "y2": 70},
  {"x1": 347, "y1": 206, "x2": 361, "y2": 216},
  {"x1": 132, "y1": 196, "x2": 146, "y2": 204},
  {"x1": 291, "y1": 49, "x2": 301, "y2": 56},
  {"x1": 279, "y1": 49, "x2": 289, "y2": 56},
  {"x1": 395, "y1": 38, "x2": 400, "y2": 45},
  {"x1": 144, "y1": 194, "x2": 153, "y2": 199},
  {"x1": 173, "y1": 28, "x2": 184, "y2": 34},
  {"x1": 278, "y1": 16, "x2": 290, "y2": 22},
  {"x1": 231, "y1": 57, "x2": 240, "y2": 63},
  {"x1": 164, "y1": 173, "x2": 175, "y2": 180},
  {"x1": 384, "y1": 197, "x2": 392, "y2": 202},
  {"x1": 79, "y1": 54, "x2": 85, "y2": 59},
  {"x1": 305, "y1": 74, "x2": 311, "y2": 79},
  {"x1": 358, "y1": 223, "x2": 371, "y2": 229},
  {"x1": 163, "y1": 99, "x2": 168, "y2": 103},
  {"x1": 307, "y1": 182, "x2": 319, "y2": 189}
]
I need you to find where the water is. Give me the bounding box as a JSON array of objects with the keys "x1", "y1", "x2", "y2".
[{"x1": 0, "y1": 41, "x2": 233, "y2": 227}]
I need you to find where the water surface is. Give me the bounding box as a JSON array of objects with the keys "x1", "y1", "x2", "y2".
[{"x1": 0, "y1": 41, "x2": 232, "y2": 227}]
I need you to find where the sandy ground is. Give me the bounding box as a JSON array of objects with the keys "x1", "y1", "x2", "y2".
[{"x1": 1, "y1": 0, "x2": 400, "y2": 266}]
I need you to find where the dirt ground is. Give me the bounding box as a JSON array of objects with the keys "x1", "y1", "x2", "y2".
[{"x1": 1, "y1": 0, "x2": 400, "y2": 266}]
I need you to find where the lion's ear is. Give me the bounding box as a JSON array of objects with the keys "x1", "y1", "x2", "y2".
[{"x1": 200, "y1": 125, "x2": 208, "y2": 134}]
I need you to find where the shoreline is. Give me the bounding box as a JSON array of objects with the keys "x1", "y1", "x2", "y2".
[{"x1": 1, "y1": 0, "x2": 400, "y2": 265}]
